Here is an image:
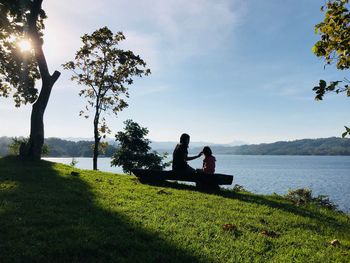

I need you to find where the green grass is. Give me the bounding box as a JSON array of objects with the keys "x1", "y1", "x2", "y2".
[{"x1": 0, "y1": 156, "x2": 349, "y2": 262}]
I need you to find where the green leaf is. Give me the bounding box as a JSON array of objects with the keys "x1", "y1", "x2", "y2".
[
  {"x1": 342, "y1": 126, "x2": 350, "y2": 138},
  {"x1": 319, "y1": 80, "x2": 327, "y2": 88}
]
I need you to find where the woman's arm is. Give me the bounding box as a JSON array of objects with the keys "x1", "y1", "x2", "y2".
[{"x1": 186, "y1": 152, "x2": 202, "y2": 161}]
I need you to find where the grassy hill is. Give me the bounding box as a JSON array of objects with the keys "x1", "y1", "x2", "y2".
[{"x1": 0, "y1": 157, "x2": 349, "y2": 262}]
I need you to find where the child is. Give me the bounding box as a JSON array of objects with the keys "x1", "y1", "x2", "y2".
[{"x1": 202, "y1": 146, "x2": 216, "y2": 174}]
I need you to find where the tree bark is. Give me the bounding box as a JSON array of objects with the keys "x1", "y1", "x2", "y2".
[
  {"x1": 93, "y1": 113, "x2": 100, "y2": 170},
  {"x1": 20, "y1": 0, "x2": 60, "y2": 160},
  {"x1": 24, "y1": 71, "x2": 60, "y2": 160}
]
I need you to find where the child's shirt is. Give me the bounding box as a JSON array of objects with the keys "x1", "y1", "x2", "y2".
[{"x1": 203, "y1": 155, "x2": 216, "y2": 174}]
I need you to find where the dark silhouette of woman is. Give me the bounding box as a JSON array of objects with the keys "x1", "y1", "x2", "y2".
[{"x1": 172, "y1": 133, "x2": 202, "y2": 173}]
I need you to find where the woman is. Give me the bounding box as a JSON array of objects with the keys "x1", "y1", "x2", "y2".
[{"x1": 172, "y1": 133, "x2": 202, "y2": 173}]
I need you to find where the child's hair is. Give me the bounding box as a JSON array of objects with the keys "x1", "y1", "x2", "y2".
[{"x1": 203, "y1": 146, "x2": 212, "y2": 156}]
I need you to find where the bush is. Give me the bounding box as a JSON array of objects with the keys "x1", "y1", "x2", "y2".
[
  {"x1": 285, "y1": 188, "x2": 337, "y2": 210},
  {"x1": 285, "y1": 188, "x2": 313, "y2": 205},
  {"x1": 8, "y1": 137, "x2": 49, "y2": 156},
  {"x1": 111, "y1": 120, "x2": 170, "y2": 174},
  {"x1": 232, "y1": 184, "x2": 248, "y2": 192}
]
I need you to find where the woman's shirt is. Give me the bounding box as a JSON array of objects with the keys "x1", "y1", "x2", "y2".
[{"x1": 172, "y1": 143, "x2": 188, "y2": 170}]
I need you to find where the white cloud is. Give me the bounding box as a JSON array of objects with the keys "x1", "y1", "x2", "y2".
[
  {"x1": 128, "y1": 0, "x2": 246, "y2": 59},
  {"x1": 260, "y1": 73, "x2": 317, "y2": 101},
  {"x1": 132, "y1": 84, "x2": 172, "y2": 96},
  {"x1": 43, "y1": 0, "x2": 246, "y2": 71},
  {"x1": 120, "y1": 31, "x2": 161, "y2": 72}
]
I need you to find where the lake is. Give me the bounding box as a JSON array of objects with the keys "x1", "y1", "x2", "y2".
[{"x1": 44, "y1": 155, "x2": 350, "y2": 213}]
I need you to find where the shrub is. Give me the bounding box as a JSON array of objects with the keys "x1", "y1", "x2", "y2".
[
  {"x1": 285, "y1": 188, "x2": 337, "y2": 210},
  {"x1": 8, "y1": 137, "x2": 49, "y2": 157},
  {"x1": 111, "y1": 120, "x2": 170, "y2": 174}
]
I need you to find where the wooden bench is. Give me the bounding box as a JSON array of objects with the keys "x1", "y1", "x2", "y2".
[{"x1": 132, "y1": 169, "x2": 233, "y2": 189}]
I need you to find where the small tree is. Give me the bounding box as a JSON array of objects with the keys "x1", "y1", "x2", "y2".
[
  {"x1": 8, "y1": 137, "x2": 49, "y2": 156},
  {"x1": 313, "y1": 0, "x2": 350, "y2": 137},
  {"x1": 111, "y1": 120, "x2": 169, "y2": 174},
  {"x1": 0, "y1": 0, "x2": 61, "y2": 160},
  {"x1": 63, "y1": 27, "x2": 150, "y2": 170}
]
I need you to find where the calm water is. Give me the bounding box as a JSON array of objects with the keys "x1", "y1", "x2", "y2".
[{"x1": 44, "y1": 155, "x2": 350, "y2": 212}]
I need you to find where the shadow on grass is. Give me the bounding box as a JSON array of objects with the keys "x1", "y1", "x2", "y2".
[
  {"x1": 0, "y1": 157, "x2": 201, "y2": 262},
  {"x1": 140, "y1": 178, "x2": 348, "y2": 227}
]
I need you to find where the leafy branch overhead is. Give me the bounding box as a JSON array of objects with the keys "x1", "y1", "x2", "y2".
[
  {"x1": 312, "y1": 80, "x2": 349, "y2": 101},
  {"x1": 312, "y1": 0, "x2": 350, "y2": 100},
  {"x1": 313, "y1": 0, "x2": 350, "y2": 137},
  {"x1": 0, "y1": 0, "x2": 45, "y2": 106},
  {"x1": 313, "y1": 0, "x2": 350, "y2": 70}
]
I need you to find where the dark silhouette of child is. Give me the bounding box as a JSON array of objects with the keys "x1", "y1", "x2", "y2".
[
  {"x1": 202, "y1": 146, "x2": 216, "y2": 174},
  {"x1": 172, "y1": 133, "x2": 202, "y2": 173}
]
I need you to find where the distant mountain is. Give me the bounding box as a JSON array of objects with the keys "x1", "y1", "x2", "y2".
[
  {"x1": 44, "y1": 138, "x2": 117, "y2": 157},
  {"x1": 191, "y1": 137, "x2": 350, "y2": 156},
  {"x1": 64, "y1": 137, "x2": 117, "y2": 146},
  {"x1": 0, "y1": 137, "x2": 117, "y2": 157},
  {"x1": 0, "y1": 137, "x2": 349, "y2": 157},
  {"x1": 150, "y1": 140, "x2": 246, "y2": 152},
  {"x1": 60, "y1": 138, "x2": 246, "y2": 152}
]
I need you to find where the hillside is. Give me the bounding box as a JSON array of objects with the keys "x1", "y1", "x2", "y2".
[
  {"x1": 0, "y1": 157, "x2": 349, "y2": 262},
  {"x1": 1, "y1": 137, "x2": 349, "y2": 157},
  {"x1": 192, "y1": 137, "x2": 350, "y2": 155},
  {"x1": 0, "y1": 137, "x2": 117, "y2": 157}
]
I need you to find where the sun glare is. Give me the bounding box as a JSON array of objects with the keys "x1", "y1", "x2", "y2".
[{"x1": 18, "y1": 39, "x2": 32, "y2": 52}]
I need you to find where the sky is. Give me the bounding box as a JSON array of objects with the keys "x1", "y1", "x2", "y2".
[{"x1": 0, "y1": 0, "x2": 349, "y2": 144}]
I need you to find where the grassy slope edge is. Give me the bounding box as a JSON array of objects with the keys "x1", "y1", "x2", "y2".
[{"x1": 0, "y1": 157, "x2": 349, "y2": 262}]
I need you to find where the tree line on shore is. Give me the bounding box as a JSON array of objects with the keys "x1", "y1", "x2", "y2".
[
  {"x1": 1, "y1": 136, "x2": 349, "y2": 157},
  {"x1": 0, "y1": 137, "x2": 116, "y2": 158},
  {"x1": 0, "y1": 119, "x2": 170, "y2": 173},
  {"x1": 192, "y1": 137, "x2": 350, "y2": 156}
]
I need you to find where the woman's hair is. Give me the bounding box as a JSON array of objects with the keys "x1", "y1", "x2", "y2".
[
  {"x1": 180, "y1": 133, "x2": 190, "y2": 144},
  {"x1": 203, "y1": 146, "x2": 212, "y2": 156}
]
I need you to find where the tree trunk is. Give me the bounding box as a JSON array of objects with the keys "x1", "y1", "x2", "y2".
[
  {"x1": 93, "y1": 114, "x2": 100, "y2": 170},
  {"x1": 23, "y1": 71, "x2": 60, "y2": 160},
  {"x1": 20, "y1": 0, "x2": 60, "y2": 160}
]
